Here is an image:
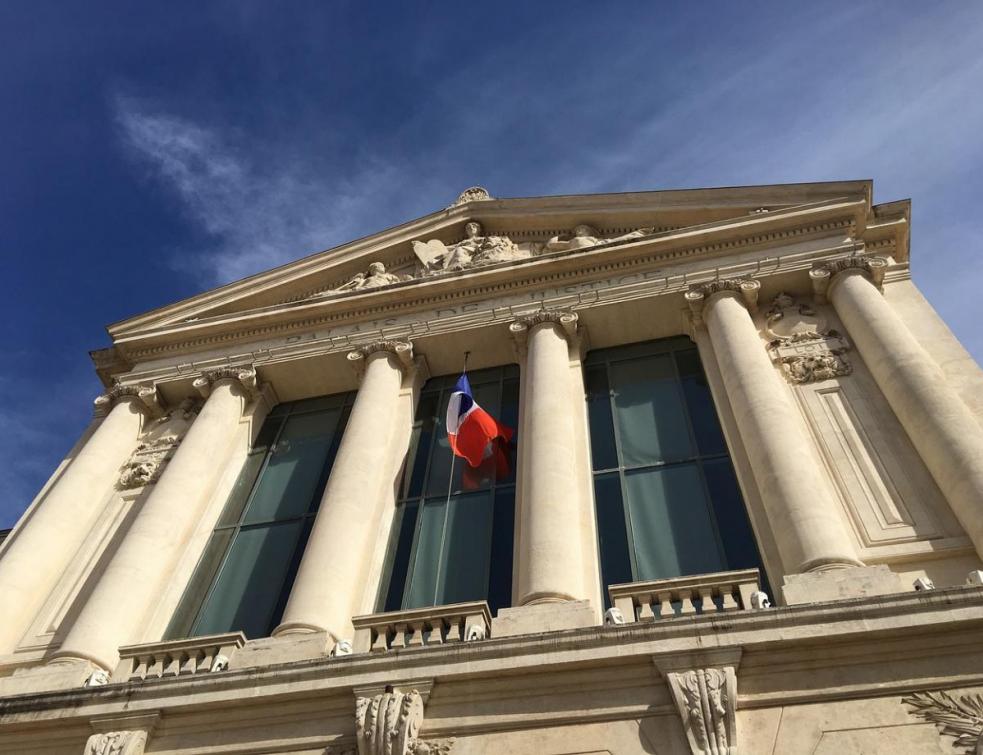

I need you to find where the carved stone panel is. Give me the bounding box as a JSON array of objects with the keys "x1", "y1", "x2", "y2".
[
  {"x1": 903, "y1": 689, "x2": 983, "y2": 753},
  {"x1": 84, "y1": 731, "x2": 148, "y2": 755},
  {"x1": 116, "y1": 398, "x2": 199, "y2": 490},
  {"x1": 765, "y1": 293, "x2": 851, "y2": 384},
  {"x1": 656, "y1": 652, "x2": 739, "y2": 755},
  {"x1": 355, "y1": 689, "x2": 425, "y2": 755}
]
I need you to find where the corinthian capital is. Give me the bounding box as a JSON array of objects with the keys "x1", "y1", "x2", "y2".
[
  {"x1": 93, "y1": 383, "x2": 164, "y2": 419},
  {"x1": 811, "y1": 256, "x2": 889, "y2": 301},
  {"x1": 508, "y1": 310, "x2": 579, "y2": 344},
  {"x1": 685, "y1": 279, "x2": 761, "y2": 326},
  {"x1": 192, "y1": 366, "x2": 259, "y2": 400},
  {"x1": 346, "y1": 340, "x2": 414, "y2": 377}
]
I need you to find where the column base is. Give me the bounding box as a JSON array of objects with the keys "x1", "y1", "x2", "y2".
[
  {"x1": 229, "y1": 631, "x2": 332, "y2": 670},
  {"x1": 492, "y1": 600, "x2": 595, "y2": 638},
  {"x1": 782, "y1": 564, "x2": 904, "y2": 605},
  {"x1": 271, "y1": 621, "x2": 328, "y2": 638}
]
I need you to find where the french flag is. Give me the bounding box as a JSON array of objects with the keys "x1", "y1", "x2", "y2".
[{"x1": 446, "y1": 373, "x2": 513, "y2": 468}]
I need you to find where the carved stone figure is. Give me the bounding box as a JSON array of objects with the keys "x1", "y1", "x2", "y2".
[
  {"x1": 604, "y1": 607, "x2": 626, "y2": 625},
  {"x1": 544, "y1": 224, "x2": 654, "y2": 253},
  {"x1": 749, "y1": 591, "x2": 771, "y2": 609},
  {"x1": 335, "y1": 262, "x2": 408, "y2": 292},
  {"x1": 903, "y1": 689, "x2": 983, "y2": 753},
  {"x1": 412, "y1": 221, "x2": 535, "y2": 274},
  {"x1": 663, "y1": 665, "x2": 738, "y2": 755},
  {"x1": 451, "y1": 186, "x2": 492, "y2": 206},
  {"x1": 765, "y1": 293, "x2": 852, "y2": 384},
  {"x1": 464, "y1": 623, "x2": 486, "y2": 641},
  {"x1": 84, "y1": 731, "x2": 149, "y2": 755},
  {"x1": 355, "y1": 689, "x2": 425, "y2": 755}
]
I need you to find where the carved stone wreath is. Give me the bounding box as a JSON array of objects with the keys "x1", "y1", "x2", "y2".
[{"x1": 904, "y1": 690, "x2": 983, "y2": 754}]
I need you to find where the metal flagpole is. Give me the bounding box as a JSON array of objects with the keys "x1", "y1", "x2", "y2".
[{"x1": 444, "y1": 351, "x2": 471, "y2": 509}]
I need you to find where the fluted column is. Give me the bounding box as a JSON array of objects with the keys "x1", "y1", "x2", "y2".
[
  {"x1": 821, "y1": 258, "x2": 983, "y2": 559},
  {"x1": 274, "y1": 341, "x2": 413, "y2": 644},
  {"x1": 0, "y1": 386, "x2": 159, "y2": 655},
  {"x1": 510, "y1": 312, "x2": 588, "y2": 605},
  {"x1": 686, "y1": 280, "x2": 862, "y2": 573},
  {"x1": 52, "y1": 368, "x2": 256, "y2": 671}
]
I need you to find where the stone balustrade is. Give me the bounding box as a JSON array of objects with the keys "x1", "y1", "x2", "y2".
[
  {"x1": 352, "y1": 601, "x2": 491, "y2": 653},
  {"x1": 608, "y1": 568, "x2": 763, "y2": 623},
  {"x1": 112, "y1": 631, "x2": 246, "y2": 682}
]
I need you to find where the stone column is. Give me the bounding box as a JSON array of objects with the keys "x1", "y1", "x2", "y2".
[
  {"x1": 273, "y1": 341, "x2": 413, "y2": 645},
  {"x1": 52, "y1": 368, "x2": 256, "y2": 671},
  {"x1": 509, "y1": 312, "x2": 588, "y2": 605},
  {"x1": 821, "y1": 258, "x2": 983, "y2": 559},
  {"x1": 0, "y1": 385, "x2": 159, "y2": 655},
  {"x1": 686, "y1": 280, "x2": 862, "y2": 573}
]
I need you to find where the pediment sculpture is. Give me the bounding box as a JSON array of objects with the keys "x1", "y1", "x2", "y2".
[
  {"x1": 544, "y1": 224, "x2": 654, "y2": 253},
  {"x1": 765, "y1": 293, "x2": 851, "y2": 384},
  {"x1": 412, "y1": 221, "x2": 540, "y2": 274},
  {"x1": 319, "y1": 262, "x2": 412, "y2": 297}
]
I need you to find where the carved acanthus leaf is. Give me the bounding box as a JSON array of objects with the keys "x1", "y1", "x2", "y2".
[
  {"x1": 355, "y1": 689, "x2": 425, "y2": 755},
  {"x1": 84, "y1": 730, "x2": 148, "y2": 755},
  {"x1": 903, "y1": 690, "x2": 983, "y2": 754},
  {"x1": 660, "y1": 661, "x2": 738, "y2": 755}
]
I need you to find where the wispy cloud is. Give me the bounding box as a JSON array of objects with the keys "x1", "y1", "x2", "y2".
[{"x1": 114, "y1": 97, "x2": 430, "y2": 285}]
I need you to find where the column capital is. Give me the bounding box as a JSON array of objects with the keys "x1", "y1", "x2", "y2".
[
  {"x1": 811, "y1": 255, "x2": 889, "y2": 302},
  {"x1": 346, "y1": 339, "x2": 414, "y2": 377},
  {"x1": 192, "y1": 365, "x2": 259, "y2": 400},
  {"x1": 685, "y1": 278, "x2": 761, "y2": 326},
  {"x1": 508, "y1": 310, "x2": 579, "y2": 352},
  {"x1": 93, "y1": 383, "x2": 164, "y2": 419}
]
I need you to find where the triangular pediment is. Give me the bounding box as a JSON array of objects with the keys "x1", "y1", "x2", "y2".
[{"x1": 102, "y1": 181, "x2": 907, "y2": 368}]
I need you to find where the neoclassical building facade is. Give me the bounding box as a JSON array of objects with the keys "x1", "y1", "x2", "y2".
[{"x1": 2, "y1": 182, "x2": 983, "y2": 754}]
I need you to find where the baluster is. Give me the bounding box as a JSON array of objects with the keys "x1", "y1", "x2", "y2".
[
  {"x1": 657, "y1": 591, "x2": 674, "y2": 619},
  {"x1": 697, "y1": 586, "x2": 715, "y2": 614},
  {"x1": 637, "y1": 593, "x2": 656, "y2": 621},
  {"x1": 370, "y1": 627, "x2": 390, "y2": 653},
  {"x1": 406, "y1": 621, "x2": 425, "y2": 647},
  {"x1": 392, "y1": 623, "x2": 408, "y2": 649},
  {"x1": 720, "y1": 584, "x2": 740, "y2": 612},
  {"x1": 679, "y1": 589, "x2": 697, "y2": 615}
]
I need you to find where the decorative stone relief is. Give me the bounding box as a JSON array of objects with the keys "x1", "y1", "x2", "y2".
[
  {"x1": 83, "y1": 669, "x2": 110, "y2": 687},
  {"x1": 765, "y1": 293, "x2": 851, "y2": 384},
  {"x1": 117, "y1": 398, "x2": 200, "y2": 490},
  {"x1": 413, "y1": 221, "x2": 539, "y2": 274},
  {"x1": 193, "y1": 366, "x2": 259, "y2": 400},
  {"x1": 414, "y1": 740, "x2": 454, "y2": 755},
  {"x1": 685, "y1": 279, "x2": 761, "y2": 325},
  {"x1": 93, "y1": 383, "x2": 164, "y2": 419},
  {"x1": 544, "y1": 224, "x2": 654, "y2": 253},
  {"x1": 662, "y1": 666, "x2": 738, "y2": 755},
  {"x1": 326, "y1": 262, "x2": 412, "y2": 294},
  {"x1": 604, "y1": 607, "x2": 625, "y2": 625},
  {"x1": 450, "y1": 186, "x2": 492, "y2": 206},
  {"x1": 347, "y1": 339, "x2": 415, "y2": 376},
  {"x1": 903, "y1": 689, "x2": 983, "y2": 753},
  {"x1": 355, "y1": 688, "x2": 425, "y2": 755},
  {"x1": 83, "y1": 730, "x2": 148, "y2": 755}
]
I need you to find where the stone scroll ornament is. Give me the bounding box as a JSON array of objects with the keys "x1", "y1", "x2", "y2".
[
  {"x1": 765, "y1": 292, "x2": 851, "y2": 384},
  {"x1": 904, "y1": 690, "x2": 983, "y2": 754},
  {"x1": 663, "y1": 666, "x2": 737, "y2": 755},
  {"x1": 355, "y1": 689, "x2": 425, "y2": 755},
  {"x1": 83, "y1": 730, "x2": 149, "y2": 755}
]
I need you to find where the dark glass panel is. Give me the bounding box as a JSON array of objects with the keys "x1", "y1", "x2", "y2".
[
  {"x1": 439, "y1": 491, "x2": 494, "y2": 604},
  {"x1": 405, "y1": 393, "x2": 439, "y2": 499},
  {"x1": 164, "y1": 529, "x2": 234, "y2": 639},
  {"x1": 287, "y1": 394, "x2": 349, "y2": 414},
  {"x1": 703, "y1": 459, "x2": 762, "y2": 572},
  {"x1": 585, "y1": 366, "x2": 618, "y2": 471},
  {"x1": 624, "y1": 464, "x2": 726, "y2": 581},
  {"x1": 404, "y1": 498, "x2": 446, "y2": 608},
  {"x1": 191, "y1": 520, "x2": 304, "y2": 639},
  {"x1": 241, "y1": 409, "x2": 341, "y2": 524},
  {"x1": 488, "y1": 488, "x2": 516, "y2": 615},
  {"x1": 675, "y1": 348, "x2": 727, "y2": 457},
  {"x1": 216, "y1": 418, "x2": 283, "y2": 528},
  {"x1": 610, "y1": 355, "x2": 693, "y2": 466},
  {"x1": 593, "y1": 472, "x2": 633, "y2": 598},
  {"x1": 381, "y1": 500, "x2": 419, "y2": 612}
]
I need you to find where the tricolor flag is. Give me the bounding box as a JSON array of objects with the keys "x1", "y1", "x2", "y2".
[{"x1": 446, "y1": 373, "x2": 514, "y2": 471}]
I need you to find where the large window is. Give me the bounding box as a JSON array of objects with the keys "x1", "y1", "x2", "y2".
[
  {"x1": 167, "y1": 394, "x2": 355, "y2": 640},
  {"x1": 585, "y1": 338, "x2": 763, "y2": 595},
  {"x1": 379, "y1": 365, "x2": 518, "y2": 615}
]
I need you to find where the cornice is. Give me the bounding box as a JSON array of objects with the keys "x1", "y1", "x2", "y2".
[{"x1": 112, "y1": 201, "x2": 868, "y2": 362}]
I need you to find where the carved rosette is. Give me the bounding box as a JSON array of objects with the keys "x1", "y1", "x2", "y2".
[
  {"x1": 355, "y1": 689, "x2": 425, "y2": 755},
  {"x1": 450, "y1": 186, "x2": 492, "y2": 206},
  {"x1": 192, "y1": 366, "x2": 259, "y2": 400},
  {"x1": 811, "y1": 255, "x2": 889, "y2": 302},
  {"x1": 903, "y1": 689, "x2": 983, "y2": 753},
  {"x1": 765, "y1": 293, "x2": 852, "y2": 385},
  {"x1": 347, "y1": 340, "x2": 415, "y2": 377},
  {"x1": 685, "y1": 279, "x2": 761, "y2": 326},
  {"x1": 83, "y1": 730, "x2": 148, "y2": 755},
  {"x1": 659, "y1": 664, "x2": 738, "y2": 755},
  {"x1": 508, "y1": 311, "x2": 579, "y2": 353},
  {"x1": 93, "y1": 383, "x2": 164, "y2": 420}
]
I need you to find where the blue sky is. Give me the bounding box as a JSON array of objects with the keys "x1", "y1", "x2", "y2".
[{"x1": 3, "y1": 2, "x2": 983, "y2": 528}]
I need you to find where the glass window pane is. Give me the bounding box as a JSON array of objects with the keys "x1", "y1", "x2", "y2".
[
  {"x1": 242, "y1": 409, "x2": 341, "y2": 524},
  {"x1": 404, "y1": 498, "x2": 446, "y2": 608},
  {"x1": 405, "y1": 393, "x2": 438, "y2": 499},
  {"x1": 610, "y1": 355, "x2": 694, "y2": 466},
  {"x1": 624, "y1": 465, "x2": 726, "y2": 581},
  {"x1": 381, "y1": 501, "x2": 419, "y2": 612},
  {"x1": 438, "y1": 491, "x2": 494, "y2": 605},
  {"x1": 585, "y1": 367, "x2": 618, "y2": 471},
  {"x1": 676, "y1": 349, "x2": 727, "y2": 457},
  {"x1": 165, "y1": 529, "x2": 234, "y2": 639},
  {"x1": 487, "y1": 488, "x2": 515, "y2": 615},
  {"x1": 192, "y1": 520, "x2": 304, "y2": 639},
  {"x1": 593, "y1": 473, "x2": 632, "y2": 597},
  {"x1": 704, "y1": 459, "x2": 762, "y2": 572},
  {"x1": 216, "y1": 418, "x2": 283, "y2": 528}
]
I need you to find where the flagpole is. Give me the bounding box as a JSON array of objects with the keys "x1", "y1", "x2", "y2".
[{"x1": 444, "y1": 351, "x2": 471, "y2": 509}]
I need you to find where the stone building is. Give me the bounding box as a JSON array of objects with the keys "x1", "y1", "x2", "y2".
[{"x1": 2, "y1": 181, "x2": 983, "y2": 754}]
